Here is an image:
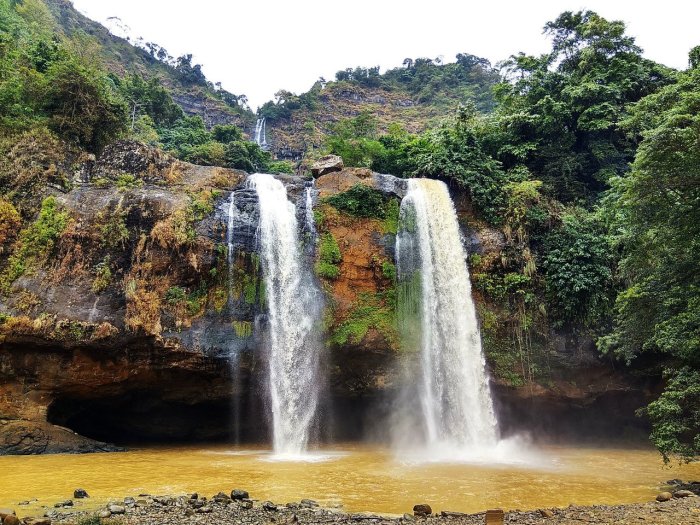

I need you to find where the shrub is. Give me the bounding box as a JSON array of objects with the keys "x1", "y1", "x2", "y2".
[
  {"x1": 1, "y1": 196, "x2": 70, "y2": 292},
  {"x1": 325, "y1": 184, "x2": 391, "y2": 219},
  {"x1": 0, "y1": 198, "x2": 21, "y2": 248}
]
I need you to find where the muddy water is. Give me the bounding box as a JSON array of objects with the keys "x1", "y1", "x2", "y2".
[{"x1": 1, "y1": 444, "x2": 698, "y2": 517}]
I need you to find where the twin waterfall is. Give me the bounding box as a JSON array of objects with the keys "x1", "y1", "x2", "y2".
[
  {"x1": 254, "y1": 118, "x2": 267, "y2": 148},
  {"x1": 231, "y1": 174, "x2": 499, "y2": 457},
  {"x1": 397, "y1": 179, "x2": 499, "y2": 452},
  {"x1": 247, "y1": 174, "x2": 322, "y2": 456}
]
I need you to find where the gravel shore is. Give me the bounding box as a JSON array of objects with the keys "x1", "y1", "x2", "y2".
[{"x1": 24, "y1": 490, "x2": 696, "y2": 525}]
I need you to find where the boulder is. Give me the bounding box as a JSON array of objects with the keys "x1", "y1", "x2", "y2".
[
  {"x1": 413, "y1": 504, "x2": 432, "y2": 517},
  {"x1": 311, "y1": 155, "x2": 344, "y2": 177},
  {"x1": 262, "y1": 501, "x2": 278, "y2": 511},
  {"x1": 73, "y1": 489, "x2": 89, "y2": 499},
  {"x1": 230, "y1": 489, "x2": 249, "y2": 500},
  {"x1": 0, "y1": 511, "x2": 14, "y2": 520},
  {"x1": 656, "y1": 492, "x2": 673, "y2": 502},
  {"x1": 673, "y1": 490, "x2": 695, "y2": 498},
  {"x1": 2, "y1": 515, "x2": 19, "y2": 525},
  {"x1": 108, "y1": 505, "x2": 125, "y2": 514}
]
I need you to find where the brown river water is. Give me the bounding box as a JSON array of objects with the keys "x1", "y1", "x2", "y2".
[{"x1": 1, "y1": 444, "x2": 698, "y2": 517}]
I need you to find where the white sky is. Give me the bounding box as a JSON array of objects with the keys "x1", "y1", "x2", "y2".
[{"x1": 71, "y1": 0, "x2": 699, "y2": 110}]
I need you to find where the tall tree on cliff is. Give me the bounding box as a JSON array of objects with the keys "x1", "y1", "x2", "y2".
[
  {"x1": 493, "y1": 11, "x2": 673, "y2": 202},
  {"x1": 600, "y1": 48, "x2": 700, "y2": 461}
]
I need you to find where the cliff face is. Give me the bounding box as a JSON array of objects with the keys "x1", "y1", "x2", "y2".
[{"x1": 0, "y1": 143, "x2": 654, "y2": 453}]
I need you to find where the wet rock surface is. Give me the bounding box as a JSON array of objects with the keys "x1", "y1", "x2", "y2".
[{"x1": 0, "y1": 420, "x2": 122, "y2": 456}]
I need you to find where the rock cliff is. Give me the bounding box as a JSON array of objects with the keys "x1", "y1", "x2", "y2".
[{"x1": 0, "y1": 142, "x2": 654, "y2": 453}]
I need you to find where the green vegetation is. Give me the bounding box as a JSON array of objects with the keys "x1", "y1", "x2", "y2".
[
  {"x1": 1, "y1": 196, "x2": 69, "y2": 292},
  {"x1": 330, "y1": 292, "x2": 397, "y2": 348},
  {"x1": 315, "y1": 232, "x2": 341, "y2": 280},
  {"x1": 596, "y1": 60, "x2": 700, "y2": 461},
  {"x1": 91, "y1": 257, "x2": 112, "y2": 293},
  {"x1": 324, "y1": 183, "x2": 394, "y2": 219},
  {"x1": 115, "y1": 174, "x2": 143, "y2": 190},
  {"x1": 232, "y1": 320, "x2": 252, "y2": 338}
]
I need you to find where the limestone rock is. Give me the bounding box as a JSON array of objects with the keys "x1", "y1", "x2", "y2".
[{"x1": 311, "y1": 155, "x2": 344, "y2": 177}]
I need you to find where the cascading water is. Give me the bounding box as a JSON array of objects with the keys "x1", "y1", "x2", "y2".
[
  {"x1": 254, "y1": 117, "x2": 267, "y2": 148},
  {"x1": 396, "y1": 178, "x2": 499, "y2": 455},
  {"x1": 248, "y1": 173, "x2": 322, "y2": 456}
]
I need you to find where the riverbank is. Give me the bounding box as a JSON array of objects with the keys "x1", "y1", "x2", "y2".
[{"x1": 16, "y1": 490, "x2": 697, "y2": 525}]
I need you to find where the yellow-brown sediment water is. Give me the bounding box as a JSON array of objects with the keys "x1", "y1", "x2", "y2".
[{"x1": 1, "y1": 444, "x2": 699, "y2": 517}]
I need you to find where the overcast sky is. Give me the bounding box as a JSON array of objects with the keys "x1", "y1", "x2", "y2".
[{"x1": 72, "y1": 0, "x2": 699, "y2": 110}]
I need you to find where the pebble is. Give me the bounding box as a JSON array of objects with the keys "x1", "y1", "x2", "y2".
[
  {"x1": 261, "y1": 501, "x2": 278, "y2": 511},
  {"x1": 539, "y1": 508, "x2": 555, "y2": 517},
  {"x1": 108, "y1": 505, "x2": 126, "y2": 514},
  {"x1": 73, "y1": 489, "x2": 89, "y2": 499},
  {"x1": 657, "y1": 492, "x2": 673, "y2": 502}
]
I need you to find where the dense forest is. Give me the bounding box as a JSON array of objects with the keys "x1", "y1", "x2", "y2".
[{"x1": 0, "y1": 0, "x2": 698, "y2": 461}]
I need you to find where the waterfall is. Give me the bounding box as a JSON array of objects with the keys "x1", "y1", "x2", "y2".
[
  {"x1": 254, "y1": 117, "x2": 267, "y2": 148},
  {"x1": 396, "y1": 178, "x2": 499, "y2": 454},
  {"x1": 248, "y1": 173, "x2": 322, "y2": 456}
]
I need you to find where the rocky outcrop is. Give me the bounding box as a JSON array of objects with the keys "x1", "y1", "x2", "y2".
[
  {"x1": 0, "y1": 143, "x2": 655, "y2": 453},
  {"x1": 311, "y1": 155, "x2": 344, "y2": 177},
  {"x1": 0, "y1": 420, "x2": 121, "y2": 455}
]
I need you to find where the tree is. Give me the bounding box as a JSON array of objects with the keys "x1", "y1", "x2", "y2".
[
  {"x1": 494, "y1": 11, "x2": 672, "y2": 202},
  {"x1": 44, "y1": 57, "x2": 128, "y2": 153},
  {"x1": 600, "y1": 62, "x2": 700, "y2": 461}
]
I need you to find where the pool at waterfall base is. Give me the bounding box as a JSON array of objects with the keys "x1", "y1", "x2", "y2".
[{"x1": 1, "y1": 444, "x2": 698, "y2": 518}]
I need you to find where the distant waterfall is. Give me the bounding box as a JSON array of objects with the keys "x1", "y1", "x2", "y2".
[
  {"x1": 248, "y1": 173, "x2": 322, "y2": 456},
  {"x1": 254, "y1": 117, "x2": 267, "y2": 148},
  {"x1": 396, "y1": 178, "x2": 499, "y2": 452}
]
